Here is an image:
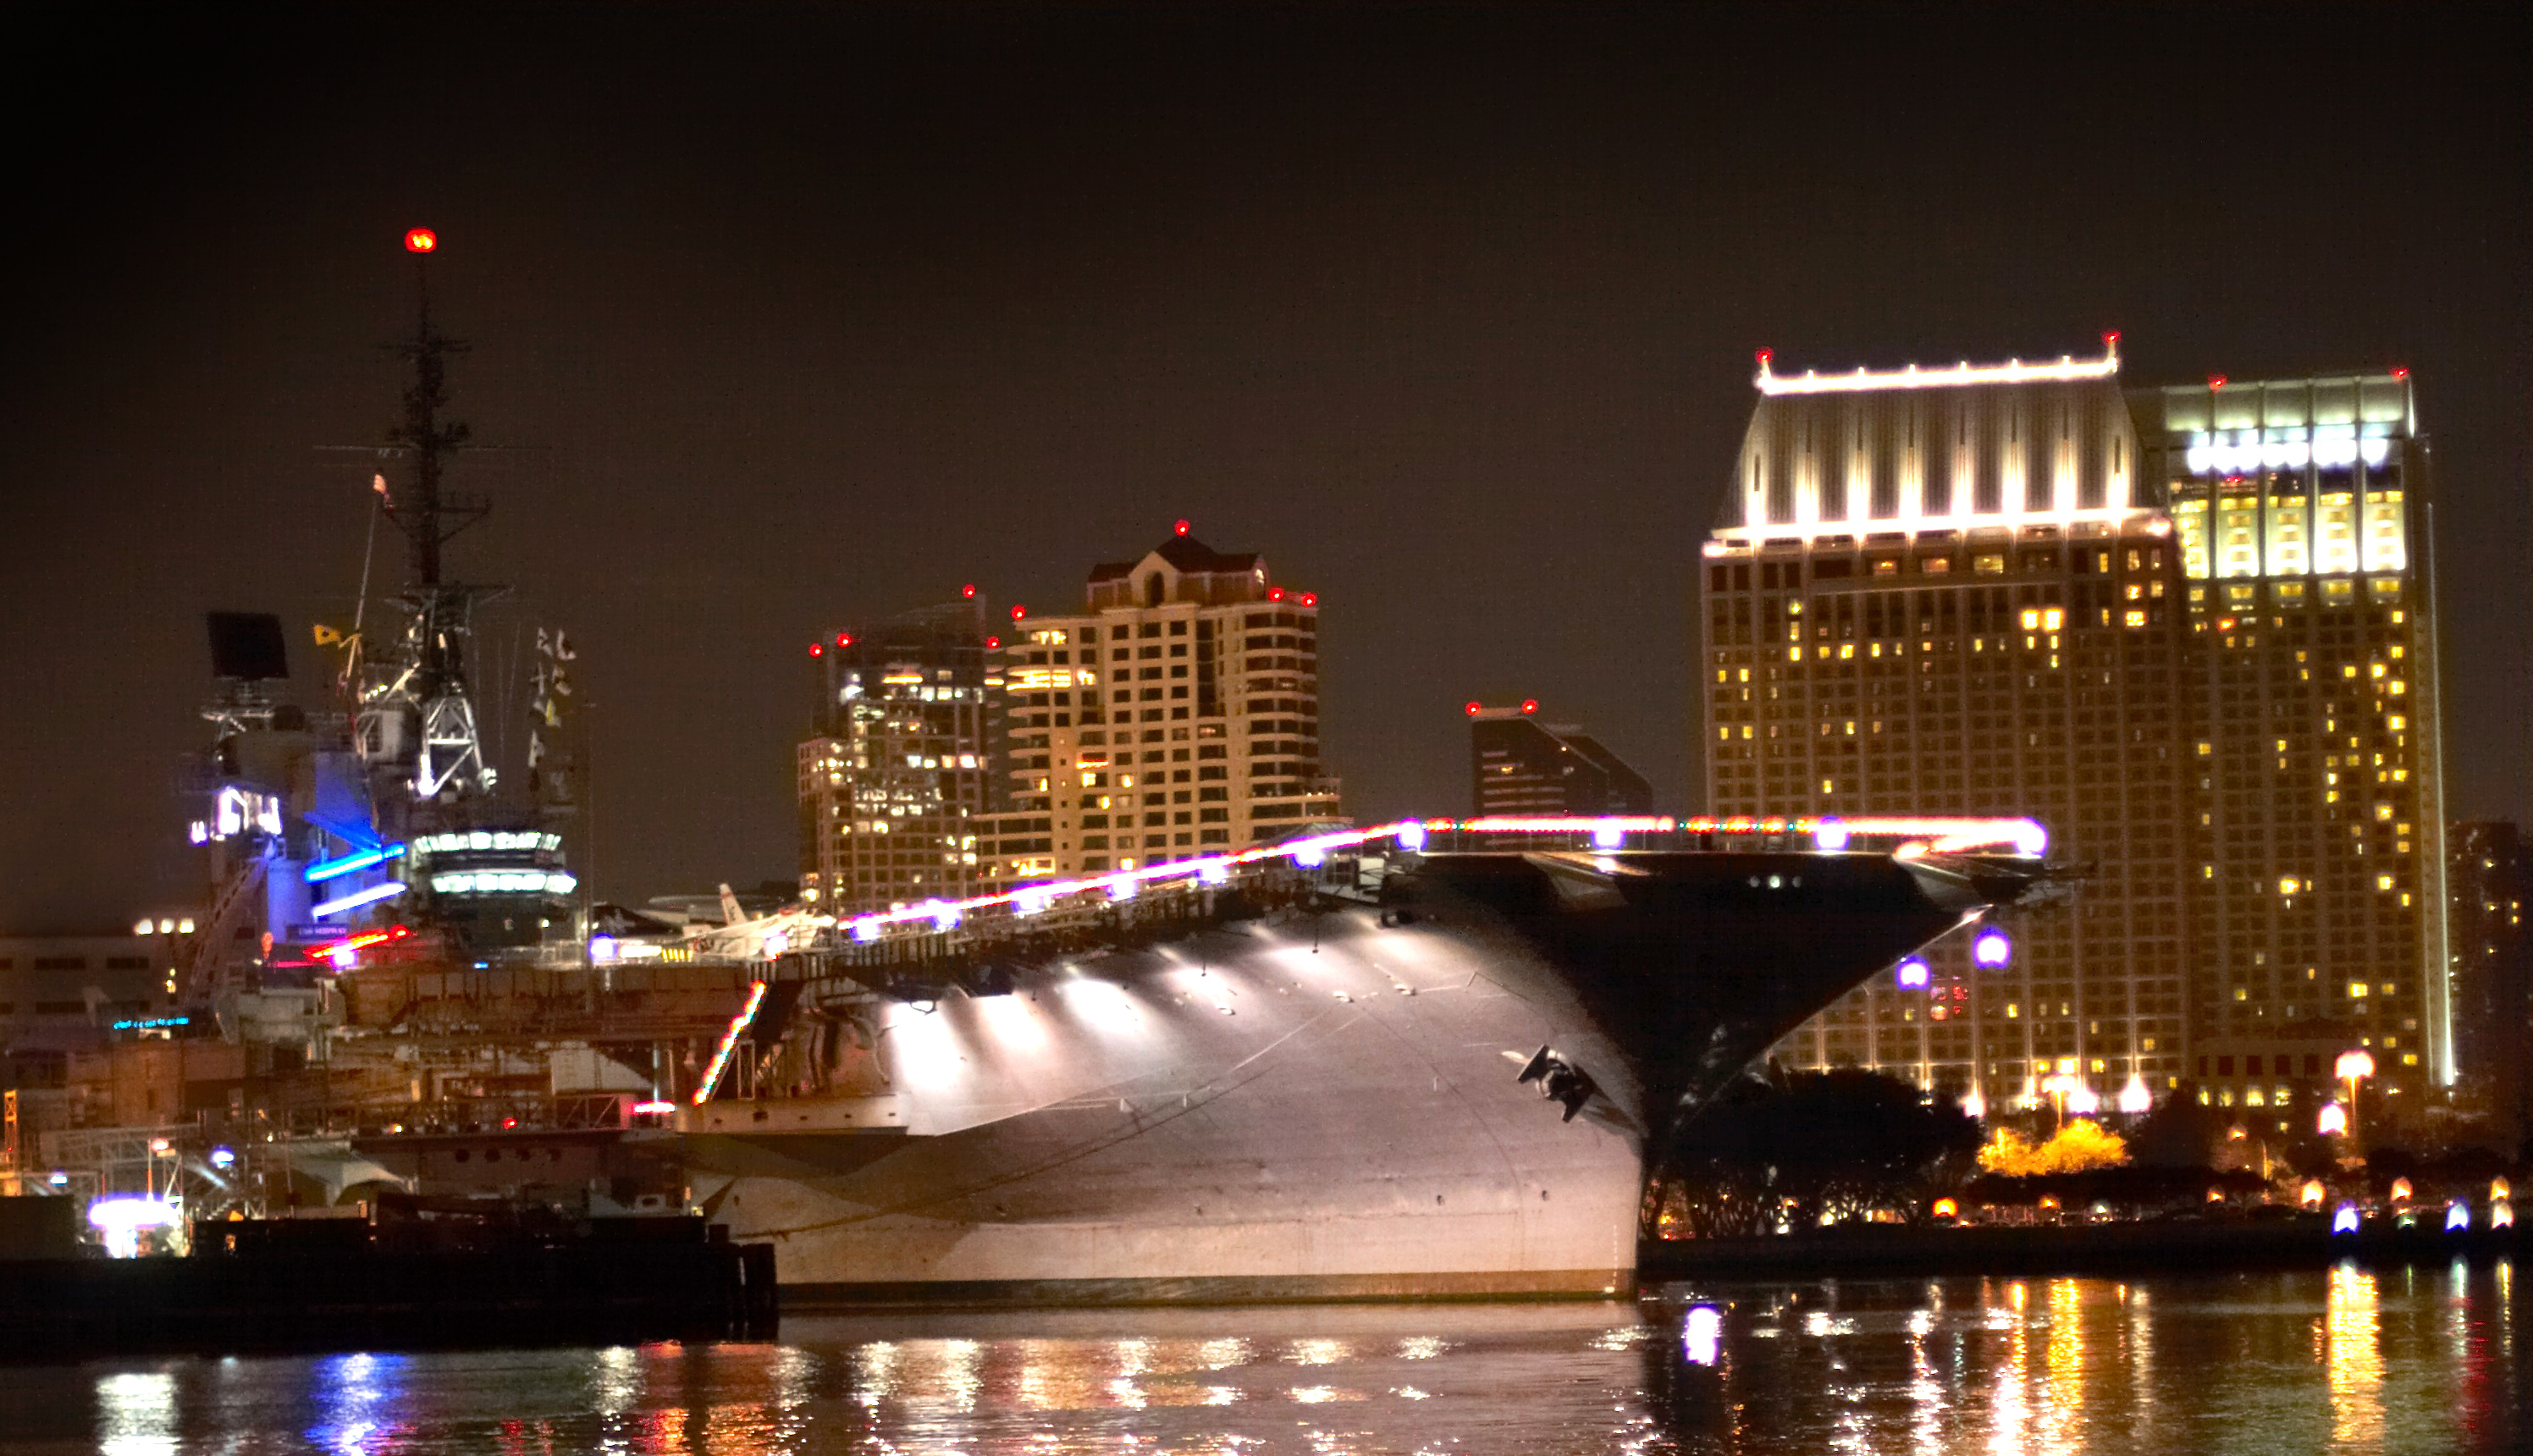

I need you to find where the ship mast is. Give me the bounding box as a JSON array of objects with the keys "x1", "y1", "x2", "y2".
[{"x1": 367, "y1": 227, "x2": 497, "y2": 810}]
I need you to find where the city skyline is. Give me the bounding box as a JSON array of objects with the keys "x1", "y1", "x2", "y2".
[{"x1": 5, "y1": 5, "x2": 2527, "y2": 929}]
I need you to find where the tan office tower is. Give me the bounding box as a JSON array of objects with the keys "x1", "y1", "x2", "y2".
[
  {"x1": 2133, "y1": 372, "x2": 2451, "y2": 1116},
  {"x1": 988, "y1": 527, "x2": 1342, "y2": 881},
  {"x1": 796, "y1": 599, "x2": 1003, "y2": 915},
  {"x1": 1698, "y1": 339, "x2": 2192, "y2": 1117}
]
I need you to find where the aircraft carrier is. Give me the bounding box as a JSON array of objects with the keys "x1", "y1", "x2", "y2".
[
  {"x1": 37, "y1": 230, "x2": 2055, "y2": 1307},
  {"x1": 671, "y1": 815, "x2": 2052, "y2": 1304}
]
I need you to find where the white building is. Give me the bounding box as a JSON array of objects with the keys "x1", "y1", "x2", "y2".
[{"x1": 984, "y1": 527, "x2": 1341, "y2": 882}]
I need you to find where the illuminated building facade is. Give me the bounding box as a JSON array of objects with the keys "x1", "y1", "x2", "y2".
[
  {"x1": 2133, "y1": 372, "x2": 2451, "y2": 1110},
  {"x1": 1698, "y1": 339, "x2": 2194, "y2": 1116},
  {"x1": 992, "y1": 528, "x2": 1341, "y2": 880},
  {"x1": 1468, "y1": 703, "x2": 1653, "y2": 818},
  {"x1": 797, "y1": 599, "x2": 1002, "y2": 914},
  {"x1": 2448, "y1": 821, "x2": 2530, "y2": 1139}
]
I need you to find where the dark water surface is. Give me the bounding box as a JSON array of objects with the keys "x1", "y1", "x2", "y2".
[{"x1": 5, "y1": 1264, "x2": 2525, "y2": 1453}]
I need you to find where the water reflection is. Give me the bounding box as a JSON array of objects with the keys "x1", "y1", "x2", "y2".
[
  {"x1": 0, "y1": 1270, "x2": 2523, "y2": 1453},
  {"x1": 97, "y1": 1370, "x2": 177, "y2": 1456},
  {"x1": 2326, "y1": 1261, "x2": 2383, "y2": 1450}
]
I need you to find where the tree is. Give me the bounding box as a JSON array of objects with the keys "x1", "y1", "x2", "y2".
[
  {"x1": 2126, "y1": 1083, "x2": 2229, "y2": 1166},
  {"x1": 1978, "y1": 1121, "x2": 2128, "y2": 1176},
  {"x1": 1653, "y1": 1068, "x2": 1981, "y2": 1236}
]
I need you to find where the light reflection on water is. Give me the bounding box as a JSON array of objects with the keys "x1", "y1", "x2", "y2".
[{"x1": 0, "y1": 1265, "x2": 2521, "y2": 1454}]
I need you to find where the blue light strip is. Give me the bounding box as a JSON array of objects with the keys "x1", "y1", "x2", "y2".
[
  {"x1": 312, "y1": 880, "x2": 407, "y2": 918},
  {"x1": 304, "y1": 843, "x2": 408, "y2": 884}
]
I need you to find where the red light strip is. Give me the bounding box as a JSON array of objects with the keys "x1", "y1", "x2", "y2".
[{"x1": 306, "y1": 924, "x2": 413, "y2": 960}]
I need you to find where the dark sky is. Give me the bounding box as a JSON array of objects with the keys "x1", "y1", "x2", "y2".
[{"x1": 5, "y1": 3, "x2": 2528, "y2": 932}]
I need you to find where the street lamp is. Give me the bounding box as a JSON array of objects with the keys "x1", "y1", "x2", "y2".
[{"x1": 2334, "y1": 1049, "x2": 2375, "y2": 1151}]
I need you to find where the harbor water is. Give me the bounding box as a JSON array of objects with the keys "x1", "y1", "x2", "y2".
[{"x1": 4, "y1": 1264, "x2": 2523, "y2": 1453}]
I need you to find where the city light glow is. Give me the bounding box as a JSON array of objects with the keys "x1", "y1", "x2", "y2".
[
  {"x1": 1754, "y1": 337, "x2": 2119, "y2": 395},
  {"x1": 88, "y1": 1196, "x2": 180, "y2": 1258}
]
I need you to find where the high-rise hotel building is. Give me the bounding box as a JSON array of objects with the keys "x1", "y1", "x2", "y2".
[
  {"x1": 983, "y1": 528, "x2": 1343, "y2": 882},
  {"x1": 2133, "y1": 372, "x2": 2450, "y2": 1109},
  {"x1": 797, "y1": 599, "x2": 1002, "y2": 915},
  {"x1": 1468, "y1": 703, "x2": 1653, "y2": 819},
  {"x1": 1698, "y1": 339, "x2": 2195, "y2": 1116}
]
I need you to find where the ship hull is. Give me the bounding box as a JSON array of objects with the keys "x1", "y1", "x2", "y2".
[{"x1": 676, "y1": 850, "x2": 2014, "y2": 1304}]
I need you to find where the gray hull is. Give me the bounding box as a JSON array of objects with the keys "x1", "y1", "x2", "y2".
[
  {"x1": 681, "y1": 904, "x2": 1641, "y2": 1304},
  {"x1": 671, "y1": 847, "x2": 2026, "y2": 1304}
]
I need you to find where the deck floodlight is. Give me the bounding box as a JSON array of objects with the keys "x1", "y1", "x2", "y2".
[{"x1": 1972, "y1": 926, "x2": 2012, "y2": 968}]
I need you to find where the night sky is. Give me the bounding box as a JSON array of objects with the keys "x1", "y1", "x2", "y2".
[{"x1": 5, "y1": 3, "x2": 2527, "y2": 932}]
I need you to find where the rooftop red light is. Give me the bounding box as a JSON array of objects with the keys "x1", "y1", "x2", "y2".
[
  {"x1": 1464, "y1": 701, "x2": 1482, "y2": 717},
  {"x1": 2392, "y1": 367, "x2": 2409, "y2": 379},
  {"x1": 405, "y1": 228, "x2": 437, "y2": 254},
  {"x1": 1299, "y1": 592, "x2": 1316, "y2": 607},
  {"x1": 1520, "y1": 698, "x2": 1538, "y2": 714},
  {"x1": 809, "y1": 643, "x2": 823, "y2": 657},
  {"x1": 1268, "y1": 587, "x2": 1284, "y2": 601},
  {"x1": 2208, "y1": 375, "x2": 2227, "y2": 389},
  {"x1": 835, "y1": 631, "x2": 852, "y2": 647},
  {"x1": 961, "y1": 584, "x2": 976, "y2": 598},
  {"x1": 1011, "y1": 604, "x2": 1026, "y2": 620},
  {"x1": 1173, "y1": 519, "x2": 1190, "y2": 536}
]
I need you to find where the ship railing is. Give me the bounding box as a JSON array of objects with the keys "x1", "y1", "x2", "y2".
[
  {"x1": 682, "y1": 813, "x2": 2050, "y2": 1101},
  {"x1": 779, "y1": 813, "x2": 2050, "y2": 982},
  {"x1": 810, "y1": 814, "x2": 2043, "y2": 946}
]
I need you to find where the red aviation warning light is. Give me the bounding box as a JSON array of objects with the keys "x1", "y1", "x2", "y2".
[
  {"x1": 1011, "y1": 604, "x2": 1027, "y2": 621},
  {"x1": 809, "y1": 642, "x2": 824, "y2": 657},
  {"x1": 1520, "y1": 698, "x2": 1539, "y2": 714},
  {"x1": 961, "y1": 584, "x2": 976, "y2": 598},
  {"x1": 836, "y1": 631, "x2": 853, "y2": 647},
  {"x1": 405, "y1": 228, "x2": 438, "y2": 254},
  {"x1": 1464, "y1": 701, "x2": 1482, "y2": 717},
  {"x1": 1174, "y1": 519, "x2": 1191, "y2": 536}
]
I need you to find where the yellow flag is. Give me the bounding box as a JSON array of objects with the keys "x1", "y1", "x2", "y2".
[{"x1": 312, "y1": 624, "x2": 345, "y2": 647}]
